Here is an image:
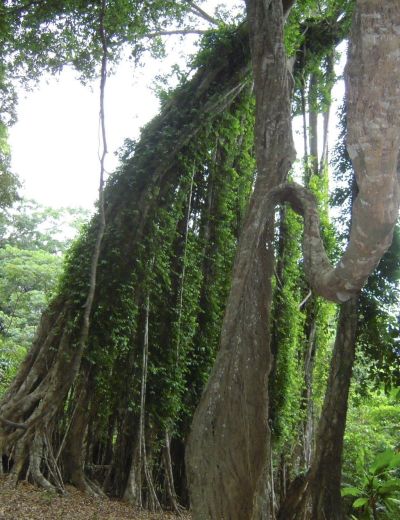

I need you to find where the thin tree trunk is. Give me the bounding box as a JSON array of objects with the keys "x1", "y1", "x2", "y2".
[
  {"x1": 301, "y1": 74, "x2": 309, "y2": 165},
  {"x1": 123, "y1": 297, "x2": 149, "y2": 507},
  {"x1": 319, "y1": 54, "x2": 333, "y2": 174},
  {"x1": 175, "y1": 167, "x2": 195, "y2": 361},
  {"x1": 308, "y1": 73, "x2": 319, "y2": 179},
  {"x1": 162, "y1": 431, "x2": 181, "y2": 514},
  {"x1": 302, "y1": 312, "x2": 317, "y2": 468},
  {"x1": 124, "y1": 295, "x2": 160, "y2": 510},
  {"x1": 278, "y1": 298, "x2": 358, "y2": 520},
  {"x1": 309, "y1": 297, "x2": 358, "y2": 519}
]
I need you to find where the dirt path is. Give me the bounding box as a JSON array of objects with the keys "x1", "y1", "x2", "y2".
[{"x1": 0, "y1": 478, "x2": 191, "y2": 520}]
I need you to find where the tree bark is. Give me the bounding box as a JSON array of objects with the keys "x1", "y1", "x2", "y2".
[
  {"x1": 162, "y1": 431, "x2": 181, "y2": 514},
  {"x1": 309, "y1": 298, "x2": 358, "y2": 519},
  {"x1": 61, "y1": 368, "x2": 104, "y2": 496},
  {"x1": 186, "y1": 1, "x2": 295, "y2": 518}
]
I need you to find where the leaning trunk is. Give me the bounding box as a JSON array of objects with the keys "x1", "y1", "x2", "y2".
[{"x1": 0, "y1": 27, "x2": 252, "y2": 489}]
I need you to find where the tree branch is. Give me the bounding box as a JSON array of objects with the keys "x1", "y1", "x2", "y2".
[
  {"x1": 144, "y1": 29, "x2": 208, "y2": 38},
  {"x1": 187, "y1": 2, "x2": 220, "y2": 25},
  {"x1": 268, "y1": 174, "x2": 398, "y2": 304}
]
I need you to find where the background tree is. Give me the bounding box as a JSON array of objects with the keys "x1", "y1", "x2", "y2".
[{"x1": 0, "y1": 199, "x2": 88, "y2": 395}]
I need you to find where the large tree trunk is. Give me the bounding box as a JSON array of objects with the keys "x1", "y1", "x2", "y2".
[{"x1": 186, "y1": 1, "x2": 295, "y2": 518}]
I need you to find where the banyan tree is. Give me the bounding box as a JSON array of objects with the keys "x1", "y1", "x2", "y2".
[
  {"x1": 0, "y1": 22, "x2": 254, "y2": 494},
  {"x1": 1, "y1": 1, "x2": 399, "y2": 519}
]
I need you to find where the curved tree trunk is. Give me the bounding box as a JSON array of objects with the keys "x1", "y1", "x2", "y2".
[{"x1": 301, "y1": 0, "x2": 400, "y2": 302}]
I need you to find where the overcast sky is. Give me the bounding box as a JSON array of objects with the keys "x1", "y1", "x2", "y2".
[
  {"x1": 8, "y1": 3, "x2": 345, "y2": 213},
  {"x1": 8, "y1": 39, "x2": 198, "y2": 210}
]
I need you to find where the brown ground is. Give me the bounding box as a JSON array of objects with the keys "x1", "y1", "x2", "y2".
[{"x1": 0, "y1": 478, "x2": 191, "y2": 520}]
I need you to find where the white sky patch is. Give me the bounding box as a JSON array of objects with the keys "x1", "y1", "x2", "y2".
[
  {"x1": 9, "y1": 50, "x2": 183, "y2": 210},
  {"x1": 8, "y1": 1, "x2": 233, "y2": 210}
]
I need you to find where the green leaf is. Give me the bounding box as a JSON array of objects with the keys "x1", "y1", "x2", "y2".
[
  {"x1": 388, "y1": 453, "x2": 400, "y2": 469},
  {"x1": 353, "y1": 497, "x2": 369, "y2": 508},
  {"x1": 383, "y1": 497, "x2": 400, "y2": 514},
  {"x1": 370, "y1": 449, "x2": 396, "y2": 474},
  {"x1": 385, "y1": 497, "x2": 400, "y2": 506},
  {"x1": 389, "y1": 387, "x2": 400, "y2": 401},
  {"x1": 379, "y1": 479, "x2": 400, "y2": 493},
  {"x1": 341, "y1": 487, "x2": 362, "y2": 497}
]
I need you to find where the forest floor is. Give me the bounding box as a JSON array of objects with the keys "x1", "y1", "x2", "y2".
[{"x1": 0, "y1": 478, "x2": 191, "y2": 520}]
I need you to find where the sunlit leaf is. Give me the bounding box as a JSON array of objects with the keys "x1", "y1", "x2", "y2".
[
  {"x1": 370, "y1": 449, "x2": 396, "y2": 474},
  {"x1": 353, "y1": 497, "x2": 369, "y2": 508},
  {"x1": 341, "y1": 486, "x2": 362, "y2": 497}
]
